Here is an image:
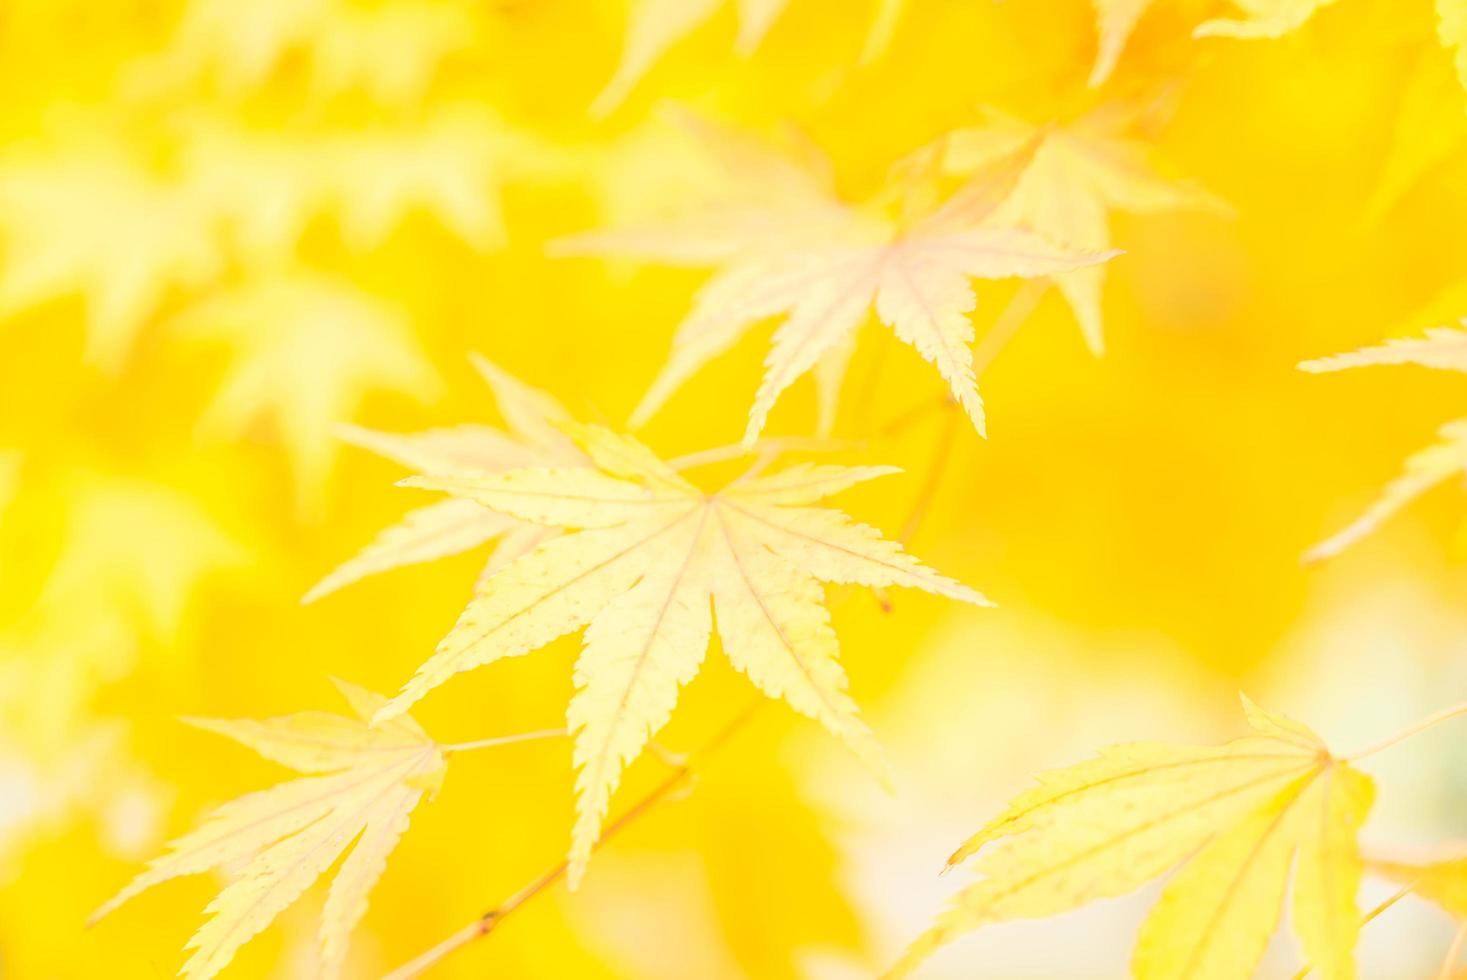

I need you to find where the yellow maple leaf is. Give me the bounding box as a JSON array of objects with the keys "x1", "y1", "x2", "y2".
[
  {"x1": 1365, "y1": 44, "x2": 1467, "y2": 223},
  {"x1": 888, "y1": 696, "x2": 1373, "y2": 979},
  {"x1": 0, "y1": 140, "x2": 221, "y2": 370},
  {"x1": 131, "y1": 0, "x2": 479, "y2": 106},
  {"x1": 1090, "y1": 0, "x2": 1157, "y2": 86},
  {"x1": 1366, "y1": 847, "x2": 1467, "y2": 974},
  {"x1": 1300, "y1": 321, "x2": 1467, "y2": 561},
  {"x1": 1196, "y1": 0, "x2": 1467, "y2": 94},
  {"x1": 90, "y1": 680, "x2": 446, "y2": 980},
  {"x1": 1441, "y1": 0, "x2": 1467, "y2": 94},
  {"x1": 941, "y1": 105, "x2": 1223, "y2": 354},
  {"x1": 1195, "y1": 0, "x2": 1339, "y2": 39},
  {"x1": 1371, "y1": 847, "x2": 1467, "y2": 918},
  {"x1": 183, "y1": 107, "x2": 515, "y2": 260},
  {"x1": 304, "y1": 356, "x2": 583, "y2": 602},
  {"x1": 175, "y1": 274, "x2": 441, "y2": 509},
  {"x1": 40, "y1": 471, "x2": 244, "y2": 639},
  {"x1": 557, "y1": 116, "x2": 1116, "y2": 443},
  {"x1": 592, "y1": 0, "x2": 906, "y2": 116},
  {"x1": 376, "y1": 423, "x2": 989, "y2": 887}
]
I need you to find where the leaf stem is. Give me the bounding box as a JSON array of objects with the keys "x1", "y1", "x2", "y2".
[
  {"x1": 972, "y1": 279, "x2": 1048, "y2": 378},
  {"x1": 384, "y1": 701, "x2": 762, "y2": 979},
  {"x1": 898, "y1": 398, "x2": 960, "y2": 546},
  {"x1": 1346, "y1": 699, "x2": 1467, "y2": 762},
  {"x1": 441, "y1": 729, "x2": 568, "y2": 754},
  {"x1": 1440, "y1": 920, "x2": 1467, "y2": 980},
  {"x1": 1287, "y1": 879, "x2": 1417, "y2": 979},
  {"x1": 667, "y1": 437, "x2": 857, "y2": 472}
]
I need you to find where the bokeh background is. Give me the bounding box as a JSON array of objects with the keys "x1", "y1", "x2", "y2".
[{"x1": 2, "y1": 0, "x2": 1467, "y2": 976}]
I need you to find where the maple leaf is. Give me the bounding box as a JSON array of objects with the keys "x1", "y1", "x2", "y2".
[
  {"x1": 592, "y1": 0, "x2": 905, "y2": 116},
  {"x1": 556, "y1": 117, "x2": 1116, "y2": 443},
  {"x1": 1367, "y1": 846, "x2": 1467, "y2": 972},
  {"x1": 941, "y1": 105, "x2": 1223, "y2": 354},
  {"x1": 1090, "y1": 0, "x2": 1157, "y2": 86},
  {"x1": 90, "y1": 680, "x2": 445, "y2": 980},
  {"x1": 375, "y1": 423, "x2": 989, "y2": 887},
  {"x1": 0, "y1": 141, "x2": 221, "y2": 370},
  {"x1": 132, "y1": 0, "x2": 478, "y2": 106},
  {"x1": 41, "y1": 472, "x2": 244, "y2": 639},
  {"x1": 175, "y1": 274, "x2": 441, "y2": 509},
  {"x1": 183, "y1": 107, "x2": 515, "y2": 260},
  {"x1": 304, "y1": 356, "x2": 583, "y2": 602},
  {"x1": 1195, "y1": 0, "x2": 1338, "y2": 39},
  {"x1": 1300, "y1": 322, "x2": 1467, "y2": 561},
  {"x1": 1365, "y1": 44, "x2": 1467, "y2": 223},
  {"x1": 1195, "y1": 0, "x2": 1467, "y2": 91},
  {"x1": 888, "y1": 696, "x2": 1374, "y2": 980},
  {"x1": 1441, "y1": 0, "x2": 1467, "y2": 94},
  {"x1": 1370, "y1": 847, "x2": 1467, "y2": 917}
]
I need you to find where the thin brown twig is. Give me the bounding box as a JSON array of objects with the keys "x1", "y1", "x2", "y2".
[{"x1": 382, "y1": 701, "x2": 763, "y2": 980}]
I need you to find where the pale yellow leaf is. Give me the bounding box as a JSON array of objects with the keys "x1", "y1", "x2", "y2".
[
  {"x1": 175, "y1": 274, "x2": 440, "y2": 508},
  {"x1": 1306, "y1": 420, "x2": 1467, "y2": 562},
  {"x1": 889, "y1": 698, "x2": 1372, "y2": 979},
  {"x1": 377, "y1": 425, "x2": 985, "y2": 885},
  {"x1": 0, "y1": 142, "x2": 221, "y2": 370},
  {"x1": 1292, "y1": 768, "x2": 1374, "y2": 980},
  {"x1": 1090, "y1": 0, "x2": 1156, "y2": 86},
  {"x1": 1195, "y1": 0, "x2": 1337, "y2": 39},
  {"x1": 305, "y1": 499, "x2": 518, "y2": 604},
  {"x1": 592, "y1": 0, "x2": 724, "y2": 117},
  {"x1": 1442, "y1": 0, "x2": 1467, "y2": 93},
  {"x1": 1301, "y1": 323, "x2": 1467, "y2": 560},
  {"x1": 1364, "y1": 49, "x2": 1466, "y2": 223},
  {"x1": 308, "y1": 361, "x2": 581, "y2": 601},
  {"x1": 563, "y1": 118, "x2": 1113, "y2": 442},
  {"x1": 1132, "y1": 774, "x2": 1315, "y2": 980},
  {"x1": 1370, "y1": 846, "x2": 1467, "y2": 919},
  {"x1": 944, "y1": 107, "x2": 1222, "y2": 355},
  {"x1": 91, "y1": 684, "x2": 444, "y2": 980},
  {"x1": 1300, "y1": 323, "x2": 1467, "y2": 375},
  {"x1": 184, "y1": 107, "x2": 512, "y2": 260},
  {"x1": 132, "y1": 0, "x2": 479, "y2": 106},
  {"x1": 567, "y1": 511, "x2": 715, "y2": 887},
  {"x1": 40, "y1": 474, "x2": 243, "y2": 638}
]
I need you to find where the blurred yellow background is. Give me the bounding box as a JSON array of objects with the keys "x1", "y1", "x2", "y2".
[{"x1": 3, "y1": 0, "x2": 1467, "y2": 976}]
